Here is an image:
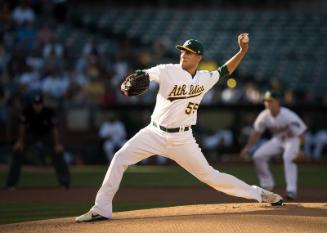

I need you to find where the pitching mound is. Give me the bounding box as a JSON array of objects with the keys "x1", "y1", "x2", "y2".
[{"x1": 2, "y1": 203, "x2": 327, "y2": 233}]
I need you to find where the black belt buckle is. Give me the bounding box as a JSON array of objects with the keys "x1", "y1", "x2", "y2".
[{"x1": 152, "y1": 122, "x2": 190, "y2": 133}]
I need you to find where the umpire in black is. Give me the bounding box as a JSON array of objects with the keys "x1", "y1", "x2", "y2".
[{"x1": 5, "y1": 93, "x2": 70, "y2": 190}]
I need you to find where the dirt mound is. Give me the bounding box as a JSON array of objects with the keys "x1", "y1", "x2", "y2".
[{"x1": 2, "y1": 203, "x2": 327, "y2": 233}]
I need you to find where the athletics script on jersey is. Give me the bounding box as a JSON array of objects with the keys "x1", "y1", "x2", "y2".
[{"x1": 168, "y1": 84, "x2": 205, "y2": 101}]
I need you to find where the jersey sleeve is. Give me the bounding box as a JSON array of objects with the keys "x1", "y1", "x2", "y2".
[
  {"x1": 287, "y1": 111, "x2": 307, "y2": 136},
  {"x1": 254, "y1": 111, "x2": 267, "y2": 133},
  {"x1": 145, "y1": 64, "x2": 166, "y2": 83},
  {"x1": 217, "y1": 65, "x2": 230, "y2": 79}
]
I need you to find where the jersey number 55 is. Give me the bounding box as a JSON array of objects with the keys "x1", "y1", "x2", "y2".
[{"x1": 185, "y1": 102, "x2": 199, "y2": 115}]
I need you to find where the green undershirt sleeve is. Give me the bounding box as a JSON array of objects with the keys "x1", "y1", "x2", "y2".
[{"x1": 217, "y1": 65, "x2": 230, "y2": 79}]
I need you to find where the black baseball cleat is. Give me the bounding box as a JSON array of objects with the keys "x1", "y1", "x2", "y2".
[{"x1": 75, "y1": 211, "x2": 108, "y2": 223}]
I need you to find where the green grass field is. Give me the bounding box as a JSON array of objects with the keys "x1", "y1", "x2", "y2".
[{"x1": 0, "y1": 164, "x2": 326, "y2": 225}]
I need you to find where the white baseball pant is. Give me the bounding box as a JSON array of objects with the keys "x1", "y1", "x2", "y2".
[
  {"x1": 253, "y1": 137, "x2": 299, "y2": 193},
  {"x1": 91, "y1": 124, "x2": 262, "y2": 218}
]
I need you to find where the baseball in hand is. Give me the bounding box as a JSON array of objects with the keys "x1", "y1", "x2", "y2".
[{"x1": 242, "y1": 34, "x2": 249, "y2": 43}]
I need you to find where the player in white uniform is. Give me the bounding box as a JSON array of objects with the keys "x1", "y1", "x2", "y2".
[
  {"x1": 76, "y1": 33, "x2": 283, "y2": 222},
  {"x1": 240, "y1": 91, "x2": 307, "y2": 200},
  {"x1": 98, "y1": 116, "x2": 126, "y2": 162}
]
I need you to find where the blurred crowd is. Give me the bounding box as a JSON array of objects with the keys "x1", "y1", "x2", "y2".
[
  {"x1": 1, "y1": 0, "x2": 326, "y2": 112},
  {"x1": 0, "y1": 0, "x2": 326, "y2": 163},
  {"x1": 1, "y1": 0, "x2": 123, "y2": 110}
]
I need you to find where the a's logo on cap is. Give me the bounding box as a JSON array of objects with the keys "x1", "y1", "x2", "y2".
[
  {"x1": 264, "y1": 91, "x2": 280, "y2": 101},
  {"x1": 176, "y1": 39, "x2": 204, "y2": 55}
]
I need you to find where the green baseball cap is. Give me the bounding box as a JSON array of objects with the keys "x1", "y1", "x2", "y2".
[
  {"x1": 176, "y1": 39, "x2": 204, "y2": 55},
  {"x1": 264, "y1": 91, "x2": 281, "y2": 101}
]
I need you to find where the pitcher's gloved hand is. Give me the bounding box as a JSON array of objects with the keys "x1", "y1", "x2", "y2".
[{"x1": 121, "y1": 70, "x2": 150, "y2": 96}]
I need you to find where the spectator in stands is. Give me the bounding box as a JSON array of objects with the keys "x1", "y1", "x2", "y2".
[
  {"x1": 82, "y1": 76, "x2": 106, "y2": 105},
  {"x1": 37, "y1": 23, "x2": 54, "y2": 48},
  {"x1": 12, "y1": 0, "x2": 35, "y2": 26},
  {"x1": 82, "y1": 38, "x2": 101, "y2": 57},
  {"x1": 98, "y1": 115, "x2": 126, "y2": 163},
  {"x1": 64, "y1": 67, "x2": 89, "y2": 102},
  {"x1": 42, "y1": 35, "x2": 64, "y2": 59},
  {"x1": 152, "y1": 37, "x2": 170, "y2": 59},
  {"x1": 100, "y1": 86, "x2": 117, "y2": 107},
  {"x1": 15, "y1": 21, "x2": 37, "y2": 50},
  {"x1": 87, "y1": 58, "x2": 107, "y2": 81},
  {"x1": 242, "y1": 81, "x2": 261, "y2": 104},
  {"x1": 284, "y1": 89, "x2": 295, "y2": 106},
  {"x1": 111, "y1": 54, "x2": 129, "y2": 87},
  {"x1": 41, "y1": 69, "x2": 69, "y2": 99},
  {"x1": 4, "y1": 92, "x2": 70, "y2": 190},
  {"x1": 221, "y1": 87, "x2": 242, "y2": 104},
  {"x1": 17, "y1": 64, "x2": 41, "y2": 92},
  {"x1": 7, "y1": 47, "x2": 27, "y2": 80}
]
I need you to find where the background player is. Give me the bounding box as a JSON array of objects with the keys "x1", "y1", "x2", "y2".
[
  {"x1": 98, "y1": 114, "x2": 127, "y2": 163},
  {"x1": 75, "y1": 33, "x2": 284, "y2": 222},
  {"x1": 240, "y1": 91, "x2": 307, "y2": 200},
  {"x1": 4, "y1": 93, "x2": 70, "y2": 190}
]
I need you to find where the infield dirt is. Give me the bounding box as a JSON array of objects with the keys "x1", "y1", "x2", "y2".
[{"x1": 1, "y1": 203, "x2": 327, "y2": 233}]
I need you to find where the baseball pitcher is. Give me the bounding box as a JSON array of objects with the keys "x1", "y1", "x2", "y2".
[{"x1": 76, "y1": 33, "x2": 284, "y2": 222}]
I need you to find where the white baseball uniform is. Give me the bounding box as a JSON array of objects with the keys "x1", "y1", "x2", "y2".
[
  {"x1": 90, "y1": 64, "x2": 263, "y2": 218},
  {"x1": 252, "y1": 107, "x2": 307, "y2": 194}
]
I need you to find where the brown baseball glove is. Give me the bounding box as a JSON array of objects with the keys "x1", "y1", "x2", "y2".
[{"x1": 121, "y1": 70, "x2": 150, "y2": 96}]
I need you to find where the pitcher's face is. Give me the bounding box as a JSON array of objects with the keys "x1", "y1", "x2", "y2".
[{"x1": 179, "y1": 50, "x2": 202, "y2": 70}]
